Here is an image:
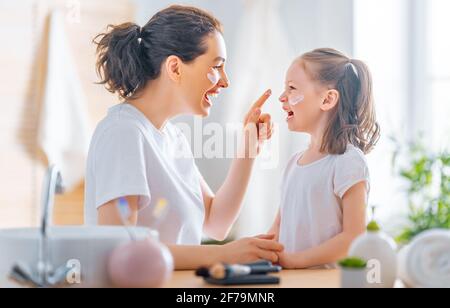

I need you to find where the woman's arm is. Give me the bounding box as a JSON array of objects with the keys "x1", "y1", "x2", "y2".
[
  {"x1": 278, "y1": 182, "x2": 367, "y2": 269},
  {"x1": 267, "y1": 210, "x2": 281, "y2": 242},
  {"x1": 168, "y1": 234, "x2": 282, "y2": 270},
  {"x1": 98, "y1": 196, "x2": 139, "y2": 225},
  {"x1": 202, "y1": 90, "x2": 273, "y2": 241},
  {"x1": 201, "y1": 158, "x2": 255, "y2": 240},
  {"x1": 98, "y1": 198, "x2": 284, "y2": 270}
]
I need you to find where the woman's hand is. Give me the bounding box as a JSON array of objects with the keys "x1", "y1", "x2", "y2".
[
  {"x1": 240, "y1": 89, "x2": 274, "y2": 158},
  {"x1": 219, "y1": 234, "x2": 284, "y2": 264}
]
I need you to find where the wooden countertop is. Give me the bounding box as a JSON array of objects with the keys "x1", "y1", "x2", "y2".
[{"x1": 164, "y1": 269, "x2": 340, "y2": 288}]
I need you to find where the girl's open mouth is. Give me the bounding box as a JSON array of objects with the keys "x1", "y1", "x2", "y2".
[{"x1": 287, "y1": 110, "x2": 294, "y2": 121}]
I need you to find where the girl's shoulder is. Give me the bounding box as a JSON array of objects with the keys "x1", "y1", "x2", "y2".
[
  {"x1": 332, "y1": 144, "x2": 369, "y2": 182},
  {"x1": 334, "y1": 144, "x2": 368, "y2": 165},
  {"x1": 332, "y1": 145, "x2": 371, "y2": 198}
]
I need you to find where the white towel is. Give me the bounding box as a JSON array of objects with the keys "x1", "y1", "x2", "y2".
[
  {"x1": 38, "y1": 10, "x2": 91, "y2": 191},
  {"x1": 398, "y1": 229, "x2": 450, "y2": 288}
]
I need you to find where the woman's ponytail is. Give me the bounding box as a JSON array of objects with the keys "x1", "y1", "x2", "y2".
[{"x1": 94, "y1": 22, "x2": 152, "y2": 99}]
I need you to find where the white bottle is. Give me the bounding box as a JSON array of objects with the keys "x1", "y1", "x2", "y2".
[{"x1": 348, "y1": 217, "x2": 397, "y2": 288}]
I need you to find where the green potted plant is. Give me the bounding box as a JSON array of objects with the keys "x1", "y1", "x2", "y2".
[
  {"x1": 338, "y1": 257, "x2": 368, "y2": 288},
  {"x1": 391, "y1": 139, "x2": 450, "y2": 244}
]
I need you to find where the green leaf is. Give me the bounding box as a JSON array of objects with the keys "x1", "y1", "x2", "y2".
[{"x1": 339, "y1": 257, "x2": 367, "y2": 269}]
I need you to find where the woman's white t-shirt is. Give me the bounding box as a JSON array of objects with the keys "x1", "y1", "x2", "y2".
[
  {"x1": 84, "y1": 103, "x2": 205, "y2": 245},
  {"x1": 278, "y1": 145, "x2": 370, "y2": 266}
]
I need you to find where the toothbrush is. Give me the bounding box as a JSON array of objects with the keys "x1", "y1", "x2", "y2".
[
  {"x1": 117, "y1": 197, "x2": 169, "y2": 239},
  {"x1": 150, "y1": 198, "x2": 169, "y2": 230},
  {"x1": 117, "y1": 197, "x2": 137, "y2": 241}
]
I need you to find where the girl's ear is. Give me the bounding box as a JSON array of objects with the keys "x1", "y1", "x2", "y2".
[
  {"x1": 165, "y1": 55, "x2": 182, "y2": 82},
  {"x1": 320, "y1": 89, "x2": 339, "y2": 111}
]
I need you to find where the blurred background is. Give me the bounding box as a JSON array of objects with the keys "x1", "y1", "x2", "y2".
[{"x1": 0, "y1": 0, "x2": 448, "y2": 243}]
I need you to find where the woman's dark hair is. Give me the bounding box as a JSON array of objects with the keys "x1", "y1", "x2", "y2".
[
  {"x1": 301, "y1": 48, "x2": 380, "y2": 155},
  {"x1": 93, "y1": 5, "x2": 223, "y2": 99}
]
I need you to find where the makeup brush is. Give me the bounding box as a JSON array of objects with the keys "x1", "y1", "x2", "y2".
[{"x1": 196, "y1": 262, "x2": 282, "y2": 280}]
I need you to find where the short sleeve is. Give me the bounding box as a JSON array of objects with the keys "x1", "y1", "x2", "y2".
[
  {"x1": 333, "y1": 147, "x2": 370, "y2": 199},
  {"x1": 93, "y1": 122, "x2": 151, "y2": 210}
]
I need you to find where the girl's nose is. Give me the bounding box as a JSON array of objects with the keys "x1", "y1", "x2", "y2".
[{"x1": 279, "y1": 92, "x2": 288, "y2": 103}]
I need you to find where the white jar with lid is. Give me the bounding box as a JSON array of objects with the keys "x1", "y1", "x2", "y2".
[{"x1": 348, "y1": 220, "x2": 398, "y2": 288}]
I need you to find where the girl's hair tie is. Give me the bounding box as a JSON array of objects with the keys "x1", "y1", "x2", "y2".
[{"x1": 347, "y1": 60, "x2": 359, "y2": 79}]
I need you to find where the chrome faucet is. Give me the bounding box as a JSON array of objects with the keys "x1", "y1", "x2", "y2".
[{"x1": 9, "y1": 165, "x2": 72, "y2": 287}]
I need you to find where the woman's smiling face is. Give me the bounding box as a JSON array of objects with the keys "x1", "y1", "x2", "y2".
[{"x1": 180, "y1": 31, "x2": 229, "y2": 117}]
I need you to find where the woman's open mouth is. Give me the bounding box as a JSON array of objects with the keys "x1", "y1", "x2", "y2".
[{"x1": 203, "y1": 90, "x2": 219, "y2": 106}]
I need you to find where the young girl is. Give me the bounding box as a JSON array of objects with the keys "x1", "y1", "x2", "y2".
[{"x1": 270, "y1": 48, "x2": 380, "y2": 269}]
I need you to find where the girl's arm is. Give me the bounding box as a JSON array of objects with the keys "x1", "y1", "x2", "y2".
[
  {"x1": 202, "y1": 90, "x2": 273, "y2": 241},
  {"x1": 278, "y1": 182, "x2": 367, "y2": 269}
]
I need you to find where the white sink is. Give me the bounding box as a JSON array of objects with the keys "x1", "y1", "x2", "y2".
[{"x1": 0, "y1": 226, "x2": 157, "y2": 288}]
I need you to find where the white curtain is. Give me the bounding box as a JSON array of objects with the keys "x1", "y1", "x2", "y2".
[{"x1": 222, "y1": 0, "x2": 307, "y2": 237}]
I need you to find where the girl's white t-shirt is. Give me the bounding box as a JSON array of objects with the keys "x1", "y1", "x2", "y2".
[
  {"x1": 84, "y1": 103, "x2": 205, "y2": 245},
  {"x1": 278, "y1": 145, "x2": 370, "y2": 265}
]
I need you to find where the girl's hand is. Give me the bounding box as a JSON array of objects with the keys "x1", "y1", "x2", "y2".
[
  {"x1": 241, "y1": 89, "x2": 274, "y2": 158},
  {"x1": 219, "y1": 234, "x2": 284, "y2": 264},
  {"x1": 277, "y1": 252, "x2": 296, "y2": 269},
  {"x1": 277, "y1": 251, "x2": 308, "y2": 269}
]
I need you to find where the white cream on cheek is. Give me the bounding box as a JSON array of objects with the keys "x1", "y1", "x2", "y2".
[
  {"x1": 207, "y1": 70, "x2": 220, "y2": 85},
  {"x1": 288, "y1": 94, "x2": 305, "y2": 106}
]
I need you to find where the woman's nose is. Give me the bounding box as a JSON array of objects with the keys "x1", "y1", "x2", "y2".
[{"x1": 218, "y1": 70, "x2": 230, "y2": 88}]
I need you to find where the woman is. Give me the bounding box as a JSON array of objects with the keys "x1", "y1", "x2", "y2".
[{"x1": 84, "y1": 5, "x2": 283, "y2": 270}]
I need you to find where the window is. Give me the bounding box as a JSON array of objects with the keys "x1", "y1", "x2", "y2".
[
  {"x1": 354, "y1": 0, "x2": 450, "y2": 226},
  {"x1": 429, "y1": 0, "x2": 450, "y2": 150}
]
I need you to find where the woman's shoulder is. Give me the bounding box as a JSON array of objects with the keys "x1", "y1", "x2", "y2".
[
  {"x1": 91, "y1": 108, "x2": 146, "y2": 149},
  {"x1": 96, "y1": 115, "x2": 143, "y2": 139}
]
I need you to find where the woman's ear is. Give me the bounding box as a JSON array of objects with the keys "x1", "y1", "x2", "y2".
[
  {"x1": 165, "y1": 55, "x2": 182, "y2": 82},
  {"x1": 320, "y1": 89, "x2": 339, "y2": 111}
]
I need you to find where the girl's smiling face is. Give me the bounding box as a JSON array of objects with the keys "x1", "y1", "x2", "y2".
[{"x1": 279, "y1": 59, "x2": 329, "y2": 133}]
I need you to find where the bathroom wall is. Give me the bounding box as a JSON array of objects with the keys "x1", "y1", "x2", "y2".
[
  {"x1": 132, "y1": 0, "x2": 354, "y2": 191},
  {"x1": 0, "y1": 0, "x2": 353, "y2": 231},
  {"x1": 0, "y1": 0, "x2": 134, "y2": 228},
  {"x1": 132, "y1": 0, "x2": 354, "y2": 236}
]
